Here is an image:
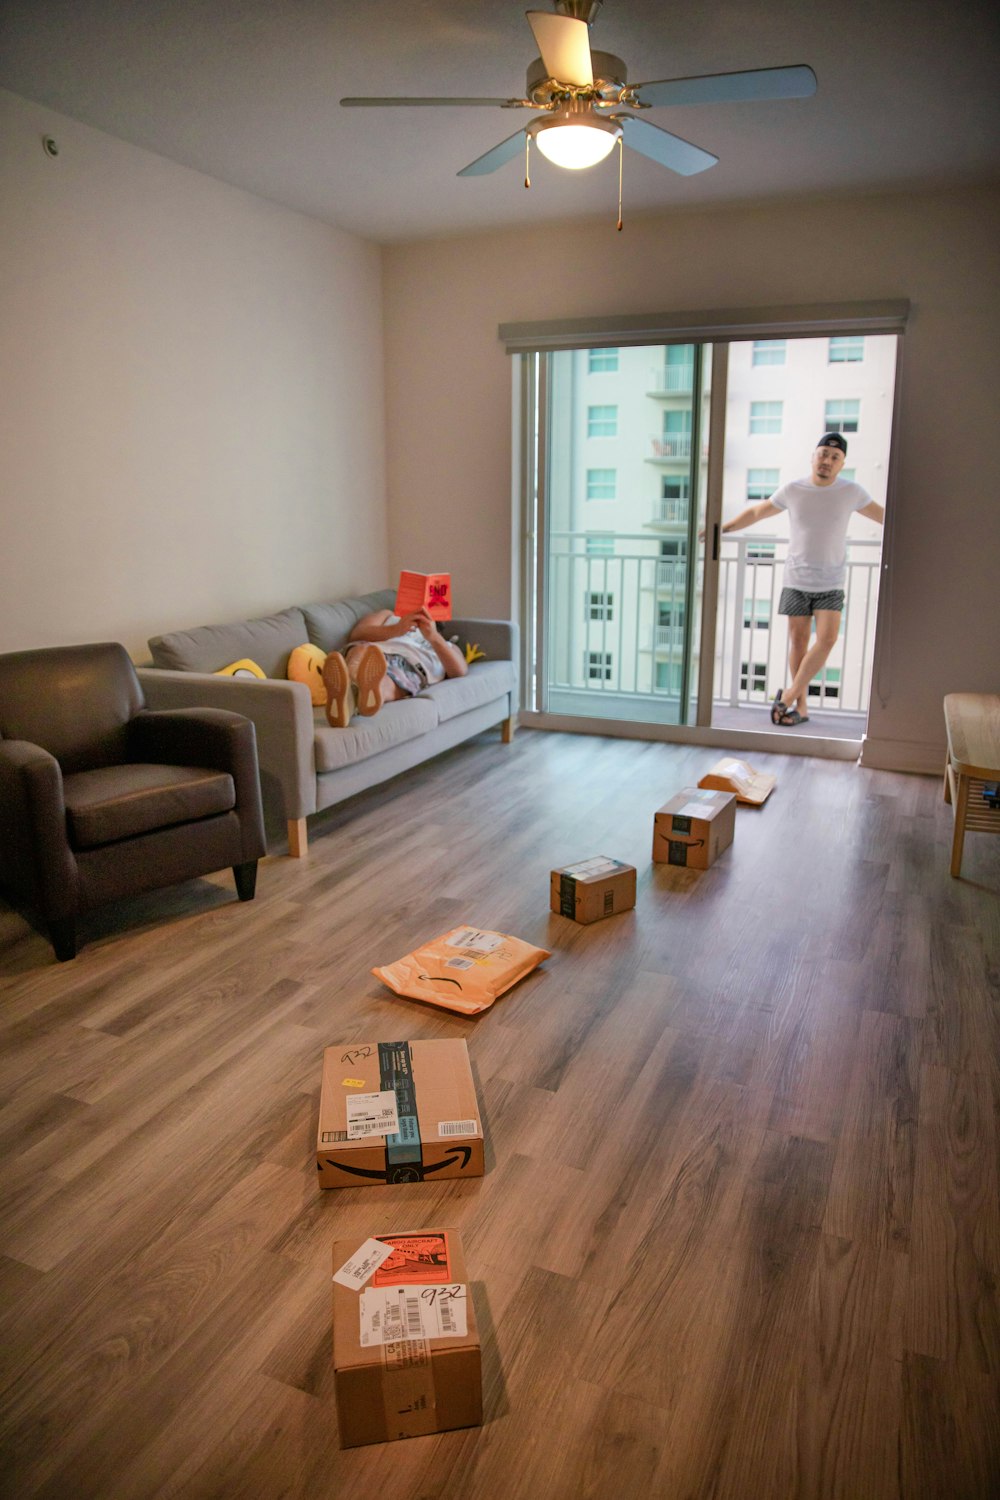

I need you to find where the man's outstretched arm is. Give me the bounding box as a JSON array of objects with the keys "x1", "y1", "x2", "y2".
[
  {"x1": 858, "y1": 500, "x2": 885, "y2": 525},
  {"x1": 721, "y1": 499, "x2": 782, "y2": 534}
]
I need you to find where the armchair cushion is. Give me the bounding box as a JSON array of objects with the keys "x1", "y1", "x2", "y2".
[{"x1": 63, "y1": 765, "x2": 236, "y2": 850}]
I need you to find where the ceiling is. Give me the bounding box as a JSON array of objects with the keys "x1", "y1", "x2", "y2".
[{"x1": 2, "y1": 0, "x2": 999, "y2": 244}]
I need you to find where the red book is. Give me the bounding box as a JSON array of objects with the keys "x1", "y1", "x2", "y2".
[{"x1": 395, "y1": 570, "x2": 452, "y2": 620}]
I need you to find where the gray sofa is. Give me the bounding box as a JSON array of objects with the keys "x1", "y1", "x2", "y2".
[{"x1": 138, "y1": 588, "x2": 518, "y2": 855}]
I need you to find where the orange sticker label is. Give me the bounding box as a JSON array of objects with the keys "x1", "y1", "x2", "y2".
[
  {"x1": 342, "y1": 1077, "x2": 366, "y2": 1088},
  {"x1": 372, "y1": 1231, "x2": 452, "y2": 1286}
]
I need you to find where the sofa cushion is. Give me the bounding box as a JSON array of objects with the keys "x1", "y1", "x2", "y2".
[
  {"x1": 420, "y1": 660, "x2": 515, "y2": 724},
  {"x1": 64, "y1": 764, "x2": 235, "y2": 849},
  {"x1": 313, "y1": 697, "x2": 438, "y2": 773},
  {"x1": 300, "y1": 589, "x2": 396, "y2": 654},
  {"x1": 148, "y1": 607, "x2": 309, "y2": 679}
]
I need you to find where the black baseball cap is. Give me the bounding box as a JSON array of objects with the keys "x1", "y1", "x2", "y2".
[{"x1": 817, "y1": 432, "x2": 848, "y2": 455}]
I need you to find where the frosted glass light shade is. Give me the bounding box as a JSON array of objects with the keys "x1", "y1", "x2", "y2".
[{"x1": 533, "y1": 117, "x2": 621, "y2": 169}]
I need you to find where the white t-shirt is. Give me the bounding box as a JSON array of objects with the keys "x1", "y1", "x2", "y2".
[{"x1": 770, "y1": 476, "x2": 873, "y2": 590}]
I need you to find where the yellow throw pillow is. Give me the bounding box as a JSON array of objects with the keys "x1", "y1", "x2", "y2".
[
  {"x1": 288, "y1": 643, "x2": 328, "y2": 705},
  {"x1": 215, "y1": 658, "x2": 266, "y2": 680}
]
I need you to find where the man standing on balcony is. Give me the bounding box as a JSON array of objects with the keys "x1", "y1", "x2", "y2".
[{"x1": 718, "y1": 434, "x2": 884, "y2": 726}]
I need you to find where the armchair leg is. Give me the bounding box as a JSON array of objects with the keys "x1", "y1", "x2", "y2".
[
  {"x1": 233, "y1": 860, "x2": 259, "y2": 901},
  {"x1": 49, "y1": 917, "x2": 77, "y2": 962}
]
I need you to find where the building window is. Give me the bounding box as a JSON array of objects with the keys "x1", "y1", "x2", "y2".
[
  {"x1": 750, "y1": 400, "x2": 783, "y2": 434},
  {"x1": 743, "y1": 599, "x2": 770, "y2": 630},
  {"x1": 585, "y1": 532, "x2": 614, "y2": 556},
  {"x1": 752, "y1": 339, "x2": 786, "y2": 366},
  {"x1": 587, "y1": 404, "x2": 617, "y2": 437},
  {"x1": 740, "y1": 660, "x2": 768, "y2": 693},
  {"x1": 840, "y1": 467, "x2": 856, "y2": 482},
  {"x1": 660, "y1": 539, "x2": 687, "y2": 559},
  {"x1": 588, "y1": 348, "x2": 619, "y2": 373},
  {"x1": 587, "y1": 651, "x2": 613, "y2": 681},
  {"x1": 746, "y1": 541, "x2": 776, "y2": 562},
  {"x1": 655, "y1": 661, "x2": 683, "y2": 692},
  {"x1": 808, "y1": 667, "x2": 841, "y2": 700},
  {"x1": 658, "y1": 604, "x2": 685, "y2": 628},
  {"x1": 829, "y1": 336, "x2": 864, "y2": 363},
  {"x1": 824, "y1": 399, "x2": 860, "y2": 434},
  {"x1": 587, "y1": 591, "x2": 614, "y2": 621},
  {"x1": 746, "y1": 467, "x2": 779, "y2": 500},
  {"x1": 662, "y1": 477, "x2": 690, "y2": 502},
  {"x1": 586, "y1": 468, "x2": 616, "y2": 500}
]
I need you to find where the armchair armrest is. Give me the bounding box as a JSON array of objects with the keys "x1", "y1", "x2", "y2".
[
  {"x1": 129, "y1": 708, "x2": 265, "y2": 860},
  {"x1": 0, "y1": 740, "x2": 79, "y2": 914},
  {"x1": 136, "y1": 669, "x2": 317, "y2": 820}
]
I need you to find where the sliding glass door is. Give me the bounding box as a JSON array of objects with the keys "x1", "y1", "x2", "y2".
[{"x1": 532, "y1": 342, "x2": 713, "y2": 727}]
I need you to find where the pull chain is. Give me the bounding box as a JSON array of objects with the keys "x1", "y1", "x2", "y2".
[
  {"x1": 617, "y1": 136, "x2": 624, "y2": 231},
  {"x1": 525, "y1": 132, "x2": 531, "y2": 189}
]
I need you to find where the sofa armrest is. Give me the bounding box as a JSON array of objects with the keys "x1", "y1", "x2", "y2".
[
  {"x1": 449, "y1": 619, "x2": 518, "y2": 665},
  {"x1": 136, "y1": 669, "x2": 317, "y2": 820},
  {"x1": 0, "y1": 740, "x2": 79, "y2": 914}
]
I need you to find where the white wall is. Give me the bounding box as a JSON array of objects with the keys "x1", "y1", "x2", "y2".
[
  {"x1": 0, "y1": 89, "x2": 388, "y2": 661},
  {"x1": 383, "y1": 186, "x2": 1000, "y2": 772}
]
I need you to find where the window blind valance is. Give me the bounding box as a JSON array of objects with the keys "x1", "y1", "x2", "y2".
[{"x1": 499, "y1": 300, "x2": 910, "y2": 354}]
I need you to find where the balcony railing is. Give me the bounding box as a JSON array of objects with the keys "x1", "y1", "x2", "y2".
[
  {"x1": 650, "y1": 436, "x2": 692, "y2": 460},
  {"x1": 543, "y1": 530, "x2": 880, "y2": 717},
  {"x1": 653, "y1": 497, "x2": 689, "y2": 525},
  {"x1": 648, "y1": 365, "x2": 694, "y2": 396}
]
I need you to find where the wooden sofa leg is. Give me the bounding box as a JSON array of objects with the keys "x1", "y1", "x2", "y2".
[
  {"x1": 49, "y1": 917, "x2": 77, "y2": 962},
  {"x1": 501, "y1": 716, "x2": 516, "y2": 744},
  {"x1": 287, "y1": 818, "x2": 308, "y2": 858}
]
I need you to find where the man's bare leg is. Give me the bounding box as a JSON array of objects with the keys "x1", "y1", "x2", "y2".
[
  {"x1": 785, "y1": 616, "x2": 810, "y2": 714},
  {"x1": 782, "y1": 609, "x2": 840, "y2": 715}
]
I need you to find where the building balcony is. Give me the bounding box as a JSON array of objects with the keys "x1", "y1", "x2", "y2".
[
  {"x1": 647, "y1": 365, "x2": 694, "y2": 397},
  {"x1": 648, "y1": 436, "x2": 692, "y2": 461}
]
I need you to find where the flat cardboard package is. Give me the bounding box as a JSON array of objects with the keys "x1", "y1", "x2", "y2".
[
  {"x1": 332, "y1": 1226, "x2": 482, "y2": 1448},
  {"x1": 317, "y1": 1039, "x2": 483, "y2": 1189},
  {"x1": 550, "y1": 856, "x2": 637, "y2": 924},
  {"x1": 698, "y1": 756, "x2": 776, "y2": 806},
  {"x1": 395, "y1": 570, "x2": 452, "y2": 620},
  {"x1": 652, "y1": 787, "x2": 736, "y2": 869}
]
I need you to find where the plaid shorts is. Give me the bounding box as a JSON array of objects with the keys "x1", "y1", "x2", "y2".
[
  {"x1": 382, "y1": 653, "x2": 427, "y2": 697},
  {"x1": 778, "y1": 587, "x2": 845, "y2": 616}
]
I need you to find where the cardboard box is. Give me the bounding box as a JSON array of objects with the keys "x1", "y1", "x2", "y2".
[
  {"x1": 317, "y1": 1039, "x2": 483, "y2": 1189},
  {"x1": 395, "y1": 570, "x2": 452, "y2": 620},
  {"x1": 550, "y1": 856, "x2": 637, "y2": 924},
  {"x1": 332, "y1": 1226, "x2": 482, "y2": 1448},
  {"x1": 652, "y1": 788, "x2": 736, "y2": 869},
  {"x1": 698, "y1": 755, "x2": 776, "y2": 806}
]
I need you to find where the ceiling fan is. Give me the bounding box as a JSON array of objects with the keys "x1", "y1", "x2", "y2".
[{"x1": 341, "y1": 0, "x2": 816, "y2": 184}]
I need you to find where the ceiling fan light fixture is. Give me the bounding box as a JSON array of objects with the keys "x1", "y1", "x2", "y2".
[{"x1": 529, "y1": 112, "x2": 621, "y2": 170}]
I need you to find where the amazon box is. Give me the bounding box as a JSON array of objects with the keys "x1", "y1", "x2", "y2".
[
  {"x1": 317, "y1": 1039, "x2": 483, "y2": 1189},
  {"x1": 395, "y1": 570, "x2": 452, "y2": 620},
  {"x1": 332, "y1": 1226, "x2": 482, "y2": 1448},
  {"x1": 653, "y1": 787, "x2": 736, "y2": 870},
  {"x1": 550, "y1": 856, "x2": 637, "y2": 925}
]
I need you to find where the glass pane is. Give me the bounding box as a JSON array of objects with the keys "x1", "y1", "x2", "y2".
[{"x1": 542, "y1": 344, "x2": 708, "y2": 726}]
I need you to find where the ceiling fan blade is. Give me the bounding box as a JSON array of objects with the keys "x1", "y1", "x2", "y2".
[
  {"x1": 526, "y1": 11, "x2": 594, "y2": 86},
  {"x1": 614, "y1": 115, "x2": 718, "y2": 176},
  {"x1": 457, "y1": 129, "x2": 528, "y2": 177},
  {"x1": 634, "y1": 64, "x2": 817, "y2": 108},
  {"x1": 341, "y1": 96, "x2": 522, "y2": 107}
]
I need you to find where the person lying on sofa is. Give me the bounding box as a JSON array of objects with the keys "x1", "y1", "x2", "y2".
[{"x1": 321, "y1": 606, "x2": 467, "y2": 727}]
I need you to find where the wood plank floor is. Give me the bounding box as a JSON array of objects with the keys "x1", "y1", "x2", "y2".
[{"x1": 1, "y1": 728, "x2": 997, "y2": 1500}]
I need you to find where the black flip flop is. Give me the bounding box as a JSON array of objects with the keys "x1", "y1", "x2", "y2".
[
  {"x1": 777, "y1": 707, "x2": 810, "y2": 727},
  {"x1": 771, "y1": 691, "x2": 787, "y2": 725}
]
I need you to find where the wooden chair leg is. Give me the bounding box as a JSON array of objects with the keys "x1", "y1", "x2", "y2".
[
  {"x1": 287, "y1": 818, "x2": 308, "y2": 858},
  {"x1": 949, "y1": 773, "x2": 969, "y2": 878},
  {"x1": 501, "y1": 716, "x2": 516, "y2": 744},
  {"x1": 233, "y1": 860, "x2": 259, "y2": 901},
  {"x1": 49, "y1": 917, "x2": 77, "y2": 962}
]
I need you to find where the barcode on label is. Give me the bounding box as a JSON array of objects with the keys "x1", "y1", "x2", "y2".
[
  {"x1": 440, "y1": 1300, "x2": 456, "y2": 1333},
  {"x1": 321, "y1": 1130, "x2": 349, "y2": 1144},
  {"x1": 404, "y1": 1296, "x2": 423, "y2": 1337},
  {"x1": 439, "y1": 1119, "x2": 477, "y2": 1137},
  {"x1": 445, "y1": 957, "x2": 473, "y2": 970}
]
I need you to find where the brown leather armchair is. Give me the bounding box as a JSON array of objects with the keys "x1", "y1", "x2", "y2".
[{"x1": 0, "y1": 642, "x2": 266, "y2": 961}]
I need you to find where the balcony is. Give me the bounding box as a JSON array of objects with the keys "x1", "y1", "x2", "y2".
[
  {"x1": 647, "y1": 364, "x2": 694, "y2": 397},
  {"x1": 541, "y1": 530, "x2": 880, "y2": 733},
  {"x1": 649, "y1": 436, "x2": 692, "y2": 460}
]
